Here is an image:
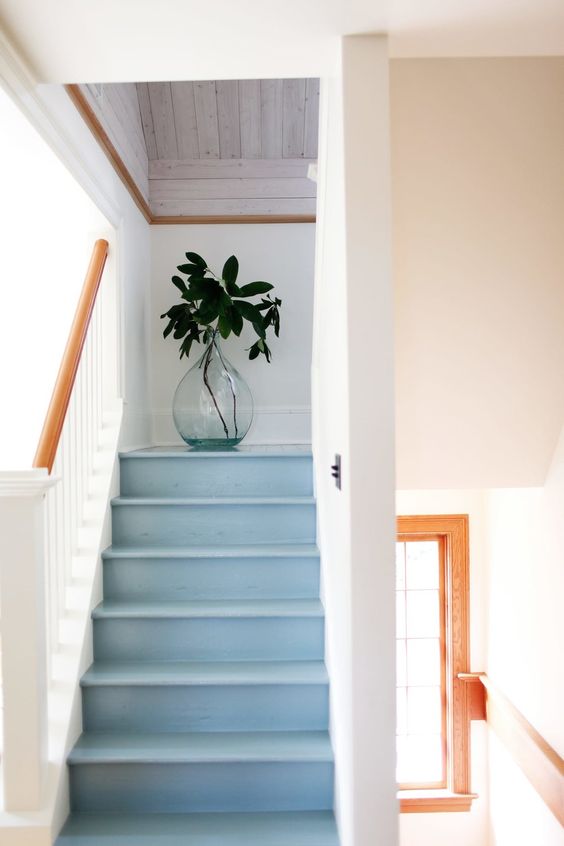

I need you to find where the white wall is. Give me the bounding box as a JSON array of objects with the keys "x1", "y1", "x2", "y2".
[
  {"x1": 396, "y1": 490, "x2": 490, "y2": 846},
  {"x1": 0, "y1": 84, "x2": 110, "y2": 469},
  {"x1": 391, "y1": 57, "x2": 564, "y2": 489},
  {"x1": 149, "y1": 223, "x2": 315, "y2": 444},
  {"x1": 485, "y1": 426, "x2": 564, "y2": 846},
  {"x1": 313, "y1": 36, "x2": 396, "y2": 846},
  {"x1": 34, "y1": 83, "x2": 153, "y2": 451}
]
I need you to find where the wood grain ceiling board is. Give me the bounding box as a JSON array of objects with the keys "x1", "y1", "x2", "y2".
[{"x1": 74, "y1": 78, "x2": 319, "y2": 220}]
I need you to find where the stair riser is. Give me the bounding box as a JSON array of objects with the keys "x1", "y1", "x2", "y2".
[
  {"x1": 120, "y1": 456, "x2": 313, "y2": 498},
  {"x1": 112, "y1": 503, "x2": 316, "y2": 547},
  {"x1": 82, "y1": 684, "x2": 329, "y2": 733},
  {"x1": 103, "y1": 556, "x2": 320, "y2": 601},
  {"x1": 93, "y1": 617, "x2": 324, "y2": 661},
  {"x1": 70, "y1": 762, "x2": 334, "y2": 813}
]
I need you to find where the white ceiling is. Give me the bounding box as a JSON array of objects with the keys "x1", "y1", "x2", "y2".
[{"x1": 1, "y1": 0, "x2": 563, "y2": 83}]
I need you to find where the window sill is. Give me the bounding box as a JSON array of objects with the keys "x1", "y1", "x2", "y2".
[{"x1": 399, "y1": 790, "x2": 478, "y2": 813}]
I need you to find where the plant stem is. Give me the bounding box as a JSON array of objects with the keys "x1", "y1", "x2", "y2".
[
  {"x1": 213, "y1": 336, "x2": 238, "y2": 437},
  {"x1": 203, "y1": 340, "x2": 229, "y2": 438}
]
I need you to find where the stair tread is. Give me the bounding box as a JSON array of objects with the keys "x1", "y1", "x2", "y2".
[
  {"x1": 81, "y1": 660, "x2": 329, "y2": 686},
  {"x1": 57, "y1": 811, "x2": 338, "y2": 844},
  {"x1": 92, "y1": 599, "x2": 323, "y2": 619},
  {"x1": 102, "y1": 543, "x2": 320, "y2": 559},
  {"x1": 121, "y1": 446, "x2": 313, "y2": 459},
  {"x1": 69, "y1": 731, "x2": 332, "y2": 764},
  {"x1": 112, "y1": 496, "x2": 316, "y2": 506}
]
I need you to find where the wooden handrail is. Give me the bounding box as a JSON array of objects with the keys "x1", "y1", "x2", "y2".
[
  {"x1": 33, "y1": 239, "x2": 109, "y2": 472},
  {"x1": 463, "y1": 672, "x2": 564, "y2": 826}
]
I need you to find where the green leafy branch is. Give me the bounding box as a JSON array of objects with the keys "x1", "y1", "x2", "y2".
[{"x1": 160, "y1": 251, "x2": 281, "y2": 363}]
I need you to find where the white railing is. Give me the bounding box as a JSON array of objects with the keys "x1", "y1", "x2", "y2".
[
  {"x1": 0, "y1": 239, "x2": 122, "y2": 819},
  {"x1": 44, "y1": 290, "x2": 104, "y2": 674}
]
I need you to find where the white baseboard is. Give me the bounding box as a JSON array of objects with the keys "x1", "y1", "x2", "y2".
[{"x1": 151, "y1": 406, "x2": 312, "y2": 446}]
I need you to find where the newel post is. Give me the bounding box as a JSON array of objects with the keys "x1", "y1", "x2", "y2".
[{"x1": 0, "y1": 470, "x2": 56, "y2": 810}]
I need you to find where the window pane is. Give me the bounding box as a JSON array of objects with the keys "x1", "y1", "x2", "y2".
[
  {"x1": 396, "y1": 687, "x2": 407, "y2": 735},
  {"x1": 406, "y1": 590, "x2": 440, "y2": 638},
  {"x1": 397, "y1": 735, "x2": 443, "y2": 784},
  {"x1": 407, "y1": 687, "x2": 442, "y2": 734},
  {"x1": 406, "y1": 638, "x2": 441, "y2": 686},
  {"x1": 397, "y1": 639, "x2": 407, "y2": 687},
  {"x1": 396, "y1": 592, "x2": 406, "y2": 638},
  {"x1": 405, "y1": 540, "x2": 439, "y2": 589},
  {"x1": 396, "y1": 542, "x2": 406, "y2": 590}
]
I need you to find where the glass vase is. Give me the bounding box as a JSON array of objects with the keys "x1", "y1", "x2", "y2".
[{"x1": 172, "y1": 330, "x2": 253, "y2": 448}]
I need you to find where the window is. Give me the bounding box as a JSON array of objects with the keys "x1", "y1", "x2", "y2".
[{"x1": 396, "y1": 515, "x2": 474, "y2": 812}]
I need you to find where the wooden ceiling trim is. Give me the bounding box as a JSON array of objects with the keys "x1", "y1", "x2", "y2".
[
  {"x1": 80, "y1": 83, "x2": 149, "y2": 200},
  {"x1": 193, "y1": 81, "x2": 221, "y2": 159},
  {"x1": 152, "y1": 214, "x2": 316, "y2": 225},
  {"x1": 65, "y1": 84, "x2": 152, "y2": 223}
]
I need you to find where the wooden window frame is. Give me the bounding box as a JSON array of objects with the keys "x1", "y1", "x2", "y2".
[{"x1": 397, "y1": 515, "x2": 476, "y2": 813}]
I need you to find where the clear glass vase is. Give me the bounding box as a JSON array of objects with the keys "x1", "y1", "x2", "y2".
[{"x1": 172, "y1": 330, "x2": 253, "y2": 448}]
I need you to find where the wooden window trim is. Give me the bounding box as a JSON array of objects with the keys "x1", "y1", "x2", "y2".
[
  {"x1": 397, "y1": 515, "x2": 473, "y2": 812},
  {"x1": 399, "y1": 791, "x2": 477, "y2": 813}
]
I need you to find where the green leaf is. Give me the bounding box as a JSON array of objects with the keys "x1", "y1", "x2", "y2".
[
  {"x1": 236, "y1": 281, "x2": 274, "y2": 297},
  {"x1": 185, "y1": 252, "x2": 207, "y2": 268},
  {"x1": 187, "y1": 276, "x2": 220, "y2": 300},
  {"x1": 161, "y1": 304, "x2": 186, "y2": 319},
  {"x1": 171, "y1": 275, "x2": 188, "y2": 294},
  {"x1": 233, "y1": 300, "x2": 263, "y2": 325},
  {"x1": 218, "y1": 288, "x2": 232, "y2": 316},
  {"x1": 225, "y1": 277, "x2": 242, "y2": 297},
  {"x1": 253, "y1": 320, "x2": 266, "y2": 339},
  {"x1": 177, "y1": 263, "x2": 206, "y2": 276},
  {"x1": 222, "y1": 255, "x2": 239, "y2": 286},
  {"x1": 163, "y1": 320, "x2": 174, "y2": 339},
  {"x1": 248, "y1": 343, "x2": 260, "y2": 360},
  {"x1": 218, "y1": 313, "x2": 232, "y2": 339},
  {"x1": 194, "y1": 299, "x2": 220, "y2": 324},
  {"x1": 230, "y1": 306, "x2": 243, "y2": 336}
]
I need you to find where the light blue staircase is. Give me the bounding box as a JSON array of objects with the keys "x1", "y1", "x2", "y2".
[{"x1": 56, "y1": 447, "x2": 339, "y2": 845}]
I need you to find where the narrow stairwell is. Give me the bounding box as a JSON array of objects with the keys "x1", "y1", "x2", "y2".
[{"x1": 57, "y1": 446, "x2": 339, "y2": 845}]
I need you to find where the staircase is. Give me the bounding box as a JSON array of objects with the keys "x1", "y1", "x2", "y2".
[{"x1": 57, "y1": 446, "x2": 339, "y2": 845}]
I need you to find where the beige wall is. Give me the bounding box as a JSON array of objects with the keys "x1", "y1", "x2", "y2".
[{"x1": 391, "y1": 57, "x2": 564, "y2": 490}]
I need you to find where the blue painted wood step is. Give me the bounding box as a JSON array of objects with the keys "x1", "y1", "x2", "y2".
[
  {"x1": 119, "y1": 447, "x2": 314, "y2": 498},
  {"x1": 56, "y1": 447, "x2": 338, "y2": 844},
  {"x1": 80, "y1": 660, "x2": 329, "y2": 733},
  {"x1": 56, "y1": 811, "x2": 340, "y2": 845},
  {"x1": 69, "y1": 732, "x2": 334, "y2": 813},
  {"x1": 70, "y1": 761, "x2": 334, "y2": 813},
  {"x1": 92, "y1": 599, "x2": 324, "y2": 662},
  {"x1": 111, "y1": 497, "x2": 316, "y2": 547},
  {"x1": 102, "y1": 544, "x2": 320, "y2": 601}
]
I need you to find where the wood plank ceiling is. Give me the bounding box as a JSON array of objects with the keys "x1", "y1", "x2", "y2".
[{"x1": 77, "y1": 79, "x2": 319, "y2": 221}]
